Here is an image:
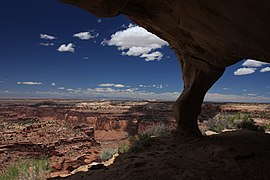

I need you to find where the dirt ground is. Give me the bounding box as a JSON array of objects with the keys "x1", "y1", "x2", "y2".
[{"x1": 52, "y1": 130, "x2": 270, "y2": 180}]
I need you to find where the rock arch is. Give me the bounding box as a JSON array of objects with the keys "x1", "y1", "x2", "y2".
[{"x1": 60, "y1": 0, "x2": 270, "y2": 136}]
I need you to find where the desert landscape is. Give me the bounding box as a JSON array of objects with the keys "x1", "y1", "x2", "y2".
[
  {"x1": 1, "y1": 0, "x2": 270, "y2": 179},
  {"x1": 0, "y1": 99, "x2": 270, "y2": 179}
]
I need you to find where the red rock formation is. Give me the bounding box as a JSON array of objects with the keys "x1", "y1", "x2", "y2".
[{"x1": 60, "y1": 0, "x2": 270, "y2": 136}]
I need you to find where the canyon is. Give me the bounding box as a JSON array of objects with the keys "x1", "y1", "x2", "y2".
[{"x1": 0, "y1": 99, "x2": 270, "y2": 178}]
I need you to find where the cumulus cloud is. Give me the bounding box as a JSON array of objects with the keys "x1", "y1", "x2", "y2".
[
  {"x1": 99, "y1": 83, "x2": 114, "y2": 87},
  {"x1": 99, "y1": 83, "x2": 125, "y2": 88},
  {"x1": 66, "y1": 88, "x2": 74, "y2": 91},
  {"x1": 57, "y1": 43, "x2": 75, "y2": 52},
  {"x1": 103, "y1": 25, "x2": 168, "y2": 61},
  {"x1": 114, "y1": 84, "x2": 125, "y2": 88},
  {"x1": 17, "y1": 81, "x2": 42, "y2": 85},
  {"x1": 30, "y1": 88, "x2": 270, "y2": 103},
  {"x1": 51, "y1": 82, "x2": 56, "y2": 86},
  {"x1": 140, "y1": 51, "x2": 163, "y2": 61},
  {"x1": 73, "y1": 31, "x2": 99, "y2": 40},
  {"x1": 246, "y1": 93, "x2": 256, "y2": 96},
  {"x1": 139, "y1": 84, "x2": 166, "y2": 88},
  {"x1": 5, "y1": 86, "x2": 270, "y2": 103},
  {"x1": 242, "y1": 59, "x2": 269, "y2": 67},
  {"x1": 40, "y1": 34, "x2": 56, "y2": 40},
  {"x1": 58, "y1": 87, "x2": 65, "y2": 90},
  {"x1": 260, "y1": 67, "x2": 270, "y2": 73},
  {"x1": 205, "y1": 93, "x2": 270, "y2": 103},
  {"x1": 39, "y1": 43, "x2": 54, "y2": 46},
  {"x1": 34, "y1": 87, "x2": 179, "y2": 100},
  {"x1": 234, "y1": 68, "x2": 256, "y2": 75}
]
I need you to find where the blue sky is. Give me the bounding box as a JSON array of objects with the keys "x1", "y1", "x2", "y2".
[{"x1": 0, "y1": 0, "x2": 270, "y2": 102}]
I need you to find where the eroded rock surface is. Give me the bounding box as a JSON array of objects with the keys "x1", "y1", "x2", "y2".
[
  {"x1": 52, "y1": 130, "x2": 270, "y2": 180},
  {"x1": 1, "y1": 100, "x2": 270, "y2": 178},
  {"x1": 60, "y1": 0, "x2": 270, "y2": 135}
]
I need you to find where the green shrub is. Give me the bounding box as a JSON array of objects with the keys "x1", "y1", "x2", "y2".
[
  {"x1": 99, "y1": 148, "x2": 118, "y2": 161},
  {"x1": 118, "y1": 144, "x2": 130, "y2": 154},
  {"x1": 0, "y1": 157, "x2": 50, "y2": 180},
  {"x1": 207, "y1": 112, "x2": 267, "y2": 133},
  {"x1": 142, "y1": 123, "x2": 170, "y2": 137},
  {"x1": 129, "y1": 134, "x2": 152, "y2": 153},
  {"x1": 241, "y1": 118, "x2": 258, "y2": 131},
  {"x1": 129, "y1": 123, "x2": 170, "y2": 153},
  {"x1": 261, "y1": 124, "x2": 270, "y2": 130},
  {"x1": 257, "y1": 124, "x2": 270, "y2": 133},
  {"x1": 207, "y1": 116, "x2": 235, "y2": 133}
]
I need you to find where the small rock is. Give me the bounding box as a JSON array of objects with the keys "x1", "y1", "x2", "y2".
[
  {"x1": 51, "y1": 162, "x2": 63, "y2": 171},
  {"x1": 50, "y1": 170, "x2": 70, "y2": 178},
  {"x1": 205, "y1": 130, "x2": 218, "y2": 136},
  {"x1": 50, "y1": 157, "x2": 64, "y2": 170}
]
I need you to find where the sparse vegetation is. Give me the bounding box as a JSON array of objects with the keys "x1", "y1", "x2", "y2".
[
  {"x1": 261, "y1": 124, "x2": 270, "y2": 131},
  {"x1": 99, "y1": 148, "x2": 118, "y2": 161},
  {"x1": 118, "y1": 144, "x2": 130, "y2": 154},
  {"x1": 17, "y1": 117, "x2": 39, "y2": 125},
  {"x1": 142, "y1": 123, "x2": 171, "y2": 137},
  {"x1": 129, "y1": 133, "x2": 152, "y2": 153},
  {"x1": 257, "y1": 124, "x2": 270, "y2": 133},
  {"x1": 0, "y1": 157, "x2": 50, "y2": 180},
  {"x1": 207, "y1": 112, "x2": 266, "y2": 133},
  {"x1": 129, "y1": 123, "x2": 170, "y2": 153},
  {"x1": 17, "y1": 118, "x2": 39, "y2": 125}
]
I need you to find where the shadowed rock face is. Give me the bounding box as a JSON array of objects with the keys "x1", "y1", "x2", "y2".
[{"x1": 60, "y1": 0, "x2": 270, "y2": 136}]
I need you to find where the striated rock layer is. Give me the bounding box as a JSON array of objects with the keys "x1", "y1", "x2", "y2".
[{"x1": 60, "y1": 0, "x2": 270, "y2": 136}]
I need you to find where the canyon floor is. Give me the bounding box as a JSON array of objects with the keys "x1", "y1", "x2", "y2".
[{"x1": 0, "y1": 99, "x2": 270, "y2": 179}]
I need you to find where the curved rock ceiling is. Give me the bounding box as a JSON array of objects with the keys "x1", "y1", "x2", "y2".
[{"x1": 60, "y1": 0, "x2": 270, "y2": 136}]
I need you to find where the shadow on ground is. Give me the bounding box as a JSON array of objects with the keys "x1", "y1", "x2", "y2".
[{"x1": 51, "y1": 129, "x2": 270, "y2": 180}]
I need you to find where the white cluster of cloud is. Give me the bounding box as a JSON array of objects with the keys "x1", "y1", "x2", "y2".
[
  {"x1": 205, "y1": 93, "x2": 270, "y2": 103},
  {"x1": 33, "y1": 88, "x2": 178, "y2": 100},
  {"x1": 39, "y1": 43, "x2": 54, "y2": 46},
  {"x1": 94, "y1": 87, "x2": 135, "y2": 93},
  {"x1": 17, "y1": 81, "x2": 42, "y2": 85},
  {"x1": 102, "y1": 24, "x2": 168, "y2": 61},
  {"x1": 234, "y1": 67, "x2": 256, "y2": 76},
  {"x1": 57, "y1": 43, "x2": 75, "y2": 53},
  {"x1": 4, "y1": 87, "x2": 268, "y2": 102},
  {"x1": 139, "y1": 84, "x2": 168, "y2": 89},
  {"x1": 40, "y1": 30, "x2": 99, "y2": 52},
  {"x1": 51, "y1": 82, "x2": 56, "y2": 86},
  {"x1": 260, "y1": 67, "x2": 270, "y2": 73},
  {"x1": 99, "y1": 83, "x2": 125, "y2": 88},
  {"x1": 73, "y1": 31, "x2": 99, "y2": 40},
  {"x1": 39, "y1": 34, "x2": 56, "y2": 47},
  {"x1": 242, "y1": 59, "x2": 269, "y2": 67},
  {"x1": 234, "y1": 59, "x2": 270, "y2": 75},
  {"x1": 40, "y1": 34, "x2": 57, "y2": 40},
  {"x1": 245, "y1": 93, "x2": 256, "y2": 96}
]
